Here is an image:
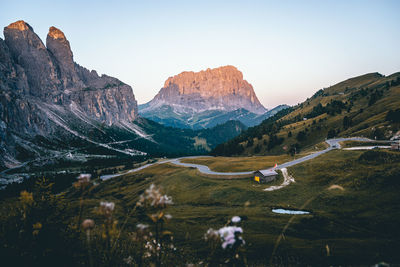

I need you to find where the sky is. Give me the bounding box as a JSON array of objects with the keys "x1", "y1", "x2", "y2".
[{"x1": 1, "y1": 0, "x2": 400, "y2": 108}]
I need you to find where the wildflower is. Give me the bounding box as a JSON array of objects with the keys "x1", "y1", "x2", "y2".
[
  {"x1": 100, "y1": 201, "x2": 115, "y2": 211},
  {"x1": 218, "y1": 226, "x2": 245, "y2": 249},
  {"x1": 82, "y1": 219, "x2": 95, "y2": 230},
  {"x1": 32, "y1": 222, "x2": 42, "y2": 236},
  {"x1": 19, "y1": 191, "x2": 34, "y2": 220},
  {"x1": 78, "y1": 173, "x2": 91, "y2": 182},
  {"x1": 20, "y1": 191, "x2": 34, "y2": 205},
  {"x1": 231, "y1": 216, "x2": 241, "y2": 223},
  {"x1": 159, "y1": 195, "x2": 173, "y2": 206},
  {"x1": 123, "y1": 256, "x2": 134, "y2": 264},
  {"x1": 164, "y1": 214, "x2": 173, "y2": 220},
  {"x1": 204, "y1": 228, "x2": 219, "y2": 241},
  {"x1": 144, "y1": 240, "x2": 157, "y2": 258},
  {"x1": 99, "y1": 201, "x2": 115, "y2": 217},
  {"x1": 74, "y1": 173, "x2": 92, "y2": 189},
  {"x1": 136, "y1": 223, "x2": 149, "y2": 231},
  {"x1": 136, "y1": 184, "x2": 173, "y2": 208}
]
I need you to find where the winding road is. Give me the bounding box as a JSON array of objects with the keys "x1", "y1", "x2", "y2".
[{"x1": 101, "y1": 137, "x2": 373, "y2": 180}]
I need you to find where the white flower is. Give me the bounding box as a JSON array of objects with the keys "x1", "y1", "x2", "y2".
[
  {"x1": 218, "y1": 226, "x2": 244, "y2": 249},
  {"x1": 137, "y1": 184, "x2": 173, "y2": 208},
  {"x1": 204, "y1": 228, "x2": 219, "y2": 241},
  {"x1": 99, "y1": 201, "x2": 115, "y2": 216},
  {"x1": 165, "y1": 214, "x2": 173, "y2": 220},
  {"x1": 100, "y1": 201, "x2": 115, "y2": 211},
  {"x1": 136, "y1": 223, "x2": 149, "y2": 230},
  {"x1": 159, "y1": 195, "x2": 173, "y2": 206},
  {"x1": 81, "y1": 219, "x2": 95, "y2": 230},
  {"x1": 77, "y1": 173, "x2": 91, "y2": 182},
  {"x1": 75, "y1": 174, "x2": 92, "y2": 188},
  {"x1": 231, "y1": 216, "x2": 241, "y2": 223},
  {"x1": 123, "y1": 256, "x2": 133, "y2": 264}
]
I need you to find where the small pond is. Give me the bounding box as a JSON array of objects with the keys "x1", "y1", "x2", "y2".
[{"x1": 272, "y1": 208, "x2": 310, "y2": 215}]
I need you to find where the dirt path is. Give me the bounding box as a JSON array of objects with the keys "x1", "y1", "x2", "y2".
[{"x1": 263, "y1": 168, "x2": 295, "y2": 191}]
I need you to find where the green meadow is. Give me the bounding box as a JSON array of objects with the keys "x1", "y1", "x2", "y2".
[{"x1": 31, "y1": 148, "x2": 397, "y2": 265}]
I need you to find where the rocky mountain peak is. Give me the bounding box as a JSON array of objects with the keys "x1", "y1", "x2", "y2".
[
  {"x1": 4, "y1": 20, "x2": 59, "y2": 97},
  {"x1": 46, "y1": 26, "x2": 77, "y2": 88},
  {"x1": 1, "y1": 19, "x2": 138, "y2": 131},
  {"x1": 164, "y1": 65, "x2": 244, "y2": 92},
  {"x1": 5, "y1": 20, "x2": 31, "y2": 31},
  {"x1": 149, "y1": 65, "x2": 266, "y2": 114},
  {"x1": 0, "y1": 20, "x2": 142, "y2": 170},
  {"x1": 48, "y1": 26, "x2": 66, "y2": 40}
]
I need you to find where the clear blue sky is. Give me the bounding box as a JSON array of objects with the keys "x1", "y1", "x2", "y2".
[{"x1": 2, "y1": 0, "x2": 399, "y2": 108}]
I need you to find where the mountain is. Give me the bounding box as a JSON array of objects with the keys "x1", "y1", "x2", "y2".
[
  {"x1": 212, "y1": 72, "x2": 400, "y2": 156},
  {"x1": 0, "y1": 21, "x2": 139, "y2": 168},
  {"x1": 139, "y1": 65, "x2": 273, "y2": 129},
  {"x1": 144, "y1": 65, "x2": 267, "y2": 114},
  {"x1": 0, "y1": 21, "x2": 245, "y2": 178}
]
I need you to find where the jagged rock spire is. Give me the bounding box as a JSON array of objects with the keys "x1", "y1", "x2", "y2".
[
  {"x1": 4, "y1": 20, "x2": 60, "y2": 96},
  {"x1": 46, "y1": 26, "x2": 80, "y2": 88}
]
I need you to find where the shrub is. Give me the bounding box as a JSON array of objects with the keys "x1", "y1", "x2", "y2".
[
  {"x1": 343, "y1": 116, "x2": 352, "y2": 129},
  {"x1": 358, "y1": 150, "x2": 400, "y2": 164},
  {"x1": 296, "y1": 131, "x2": 307, "y2": 142},
  {"x1": 386, "y1": 109, "x2": 400, "y2": 123},
  {"x1": 327, "y1": 129, "x2": 336, "y2": 139}
]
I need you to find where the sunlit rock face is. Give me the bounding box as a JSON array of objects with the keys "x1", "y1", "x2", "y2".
[
  {"x1": 145, "y1": 65, "x2": 267, "y2": 114},
  {"x1": 4, "y1": 20, "x2": 61, "y2": 97},
  {"x1": 0, "y1": 20, "x2": 138, "y2": 168},
  {"x1": 46, "y1": 26, "x2": 81, "y2": 89}
]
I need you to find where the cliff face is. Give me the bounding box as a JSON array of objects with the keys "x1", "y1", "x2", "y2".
[
  {"x1": 0, "y1": 20, "x2": 138, "y2": 169},
  {"x1": 2, "y1": 21, "x2": 138, "y2": 124},
  {"x1": 148, "y1": 65, "x2": 266, "y2": 114},
  {"x1": 139, "y1": 65, "x2": 268, "y2": 129}
]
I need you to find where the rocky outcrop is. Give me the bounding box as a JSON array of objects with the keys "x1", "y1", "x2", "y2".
[
  {"x1": 0, "y1": 20, "x2": 138, "y2": 169},
  {"x1": 46, "y1": 26, "x2": 81, "y2": 89},
  {"x1": 145, "y1": 65, "x2": 266, "y2": 114},
  {"x1": 4, "y1": 21, "x2": 60, "y2": 97},
  {"x1": 1, "y1": 20, "x2": 138, "y2": 124}
]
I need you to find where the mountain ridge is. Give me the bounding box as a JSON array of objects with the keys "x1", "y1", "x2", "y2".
[
  {"x1": 211, "y1": 72, "x2": 400, "y2": 156},
  {"x1": 0, "y1": 21, "x2": 247, "y2": 175},
  {"x1": 145, "y1": 65, "x2": 266, "y2": 114},
  {"x1": 139, "y1": 65, "x2": 275, "y2": 128},
  {"x1": 139, "y1": 104, "x2": 289, "y2": 130}
]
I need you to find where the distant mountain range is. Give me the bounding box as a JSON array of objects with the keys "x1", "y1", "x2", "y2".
[
  {"x1": 139, "y1": 104, "x2": 289, "y2": 129},
  {"x1": 139, "y1": 66, "x2": 285, "y2": 129},
  {"x1": 212, "y1": 72, "x2": 400, "y2": 156},
  {"x1": 0, "y1": 21, "x2": 247, "y2": 178}
]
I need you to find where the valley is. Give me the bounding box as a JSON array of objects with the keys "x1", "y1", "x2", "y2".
[
  {"x1": 3, "y1": 144, "x2": 398, "y2": 265},
  {"x1": 0, "y1": 8, "x2": 399, "y2": 266},
  {"x1": 100, "y1": 137, "x2": 371, "y2": 178},
  {"x1": 85, "y1": 147, "x2": 400, "y2": 265}
]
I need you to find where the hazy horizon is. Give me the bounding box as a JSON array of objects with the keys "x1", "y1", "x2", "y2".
[{"x1": 2, "y1": 0, "x2": 399, "y2": 109}]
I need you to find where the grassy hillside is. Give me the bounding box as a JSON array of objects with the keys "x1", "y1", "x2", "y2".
[
  {"x1": 1, "y1": 149, "x2": 399, "y2": 265},
  {"x1": 212, "y1": 72, "x2": 400, "y2": 156}
]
